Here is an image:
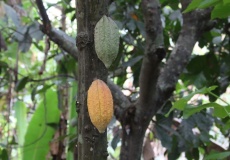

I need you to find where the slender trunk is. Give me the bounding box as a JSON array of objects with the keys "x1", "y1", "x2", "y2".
[
  {"x1": 120, "y1": 126, "x2": 145, "y2": 160},
  {"x1": 75, "y1": 0, "x2": 109, "y2": 160},
  {"x1": 119, "y1": 102, "x2": 153, "y2": 160}
]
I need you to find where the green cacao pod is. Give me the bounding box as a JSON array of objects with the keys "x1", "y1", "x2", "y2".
[
  {"x1": 87, "y1": 79, "x2": 114, "y2": 133},
  {"x1": 94, "y1": 15, "x2": 120, "y2": 68}
]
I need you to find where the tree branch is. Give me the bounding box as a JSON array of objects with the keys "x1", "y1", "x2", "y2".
[
  {"x1": 156, "y1": 1, "x2": 212, "y2": 111},
  {"x1": 30, "y1": 74, "x2": 76, "y2": 82},
  {"x1": 41, "y1": 27, "x2": 78, "y2": 60},
  {"x1": 136, "y1": 0, "x2": 165, "y2": 119},
  {"x1": 35, "y1": 0, "x2": 78, "y2": 61},
  {"x1": 107, "y1": 79, "x2": 132, "y2": 120},
  {"x1": 35, "y1": 0, "x2": 51, "y2": 31}
]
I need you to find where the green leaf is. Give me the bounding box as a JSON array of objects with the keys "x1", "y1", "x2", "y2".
[
  {"x1": 28, "y1": 22, "x2": 44, "y2": 41},
  {"x1": 169, "y1": 95, "x2": 230, "y2": 119},
  {"x1": 67, "y1": 81, "x2": 78, "y2": 160},
  {"x1": 160, "y1": 0, "x2": 167, "y2": 4},
  {"x1": 183, "y1": 102, "x2": 224, "y2": 118},
  {"x1": 14, "y1": 101, "x2": 27, "y2": 159},
  {"x1": 18, "y1": 33, "x2": 32, "y2": 53},
  {"x1": 15, "y1": 76, "x2": 29, "y2": 92},
  {"x1": 213, "y1": 104, "x2": 230, "y2": 118},
  {"x1": 22, "y1": 89, "x2": 60, "y2": 160},
  {"x1": 167, "y1": 135, "x2": 180, "y2": 160},
  {"x1": 3, "y1": 3, "x2": 21, "y2": 26},
  {"x1": 113, "y1": 146, "x2": 121, "y2": 159},
  {"x1": 31, "y1": 87, "x2": 37, "y2": 102},
  {"x1": 0, "y1": 61, "x2": 8, "y2": 68},
  {"x1": 37, "y1": 84, "x2": 54, "y2": 94},
  {"x1": 193, "y1": 113, "x2": 212, "y2": 142},
  {"x1": 2, "y1": 42, "x2": 18, "y2": 60},
  {"x1": 204, "y1": 151, "x2": 230, "y2": 160},
  {"x1": 111, "y1": 133, "x2": 120, "y2": 150},
  {"x1": 155, "y1": 123, "x2": 173, "y2": 149},
  {"x1": 14, "y1": 101, "x2": 27, "y2": 145},
  {"x1": 222, "y1": 119, "x2": 230, "y2": 132},
  {"x1": 122, "y1": 56, "x2": 142, "y2": 67},
  {"x1": 211, "y1": 2, "x2": 230, "y2": 19},
  {"x1": 182, "y1": 53, "x2": 220, "y2": 89},
  {"x1": 64, "y1": 58, "x2": 77, "y2": 73},
  {"x1": 0, "y1": 61, "x2": 8, "y2": 74},
  {"x1": 198, "y1": 0, "x2": 220, "y2": 9},
  {"x1": 223, "y1": 0, "x2": 230, "y2": 4},
  {"x1": 149, "y1": 132, "x2": 154, "y2": 140},
  {"x1": 0, "y1": 148, "x2": 8, "y2": 160},
  {"x1": 183, "y1": 72, "x2": 207, "y2": 89},
  {"x1": 178, "y1": 118, "x2": 199, "y2": 150},
  {"x1": 183, "y1": 0, "x2": 202, "y2": 13},
  {"x1": 109, "y1": 39, "x2": 124, "y2": 71},
  {"x1": 165, "y1": 86, "x2": 217, "y2": 117},
  {"x1": 186, "y1": 55, "x2": 206, "y2": 74}
]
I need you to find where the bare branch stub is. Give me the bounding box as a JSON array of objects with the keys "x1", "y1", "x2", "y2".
[{"x1": 76, "y1": 32, "x2": 90, "y2": 50}]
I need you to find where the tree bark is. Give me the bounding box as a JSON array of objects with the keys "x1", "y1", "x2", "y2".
[
  {"x1": 76, "y1": 0, "x2": 109, "y2": 160},
  {"x1": 120, "y1": 0, "x2": 163, "y2": 159},
  {"x1": 119, "y1": 0, "x2": 212, "y2": 160}
]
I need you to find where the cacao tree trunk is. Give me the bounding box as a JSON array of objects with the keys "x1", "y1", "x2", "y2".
[
  {"x1": 75, "y1": 0, "x2": 109, "y2": 160},
  {"x1": 120, "y1": 125, "x2": 146, "y2": 160}
]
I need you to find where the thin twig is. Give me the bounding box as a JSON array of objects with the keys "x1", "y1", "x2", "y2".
[{"x1": 30, "y1": 74, "x2": 76, "y2": 82}]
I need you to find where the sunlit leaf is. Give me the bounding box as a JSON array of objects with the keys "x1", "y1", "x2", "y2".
[
  {"x1": 14, "y1": 101, "x2": 28, "y2": 145},
  {"x1": 183, "y1": 102, "x2": 224, "y2": 118},
  {"x1": 198, "y1": 0, "x2": 220, "y2": 9},
  {"x1": 211, "y1": 2, "x2": 230, "y2": 19},
  {"x1": 183, "y1": 0, "x2": 202, "y2": 13},
  {"x1": 67, "y1": 81, "x2": 78, "y2": 160},
  {"x1": 22, "y1": 89, "x2": 60, "y2": 160},
  {"x1": 165, "y1": 86, "x2": 217, "y2": 117},
  {"x1": 2, "y1": 42, "x2": 18, "y2": 59},
  {"x1": 13, "y1": 101, "x2": 27, "y2": 159},
  {"x1": 204, "y1": 151, "x2": 230, "y2": 160},
  {"x1": 223, "y1": 0, "x2": 230, "y2": 4},
  {"x1": 213, "y1": 104, "x2": 230, "y2": 118}
]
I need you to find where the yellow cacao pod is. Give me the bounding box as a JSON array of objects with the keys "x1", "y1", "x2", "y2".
[
  {"x1": 87, "y1": 79, "x2": 113, "y2": 133},
  {"x1": 94, "y1": 15, "x2": 120, "y2": 68}
]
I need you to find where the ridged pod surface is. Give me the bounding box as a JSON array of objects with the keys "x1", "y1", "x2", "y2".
[
  {"x1": 87, "y1": 79, "x2": 113, "y2": 133},
  {"x1": 94, "y1": 15, "x2": 120, "y2": 68}
]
